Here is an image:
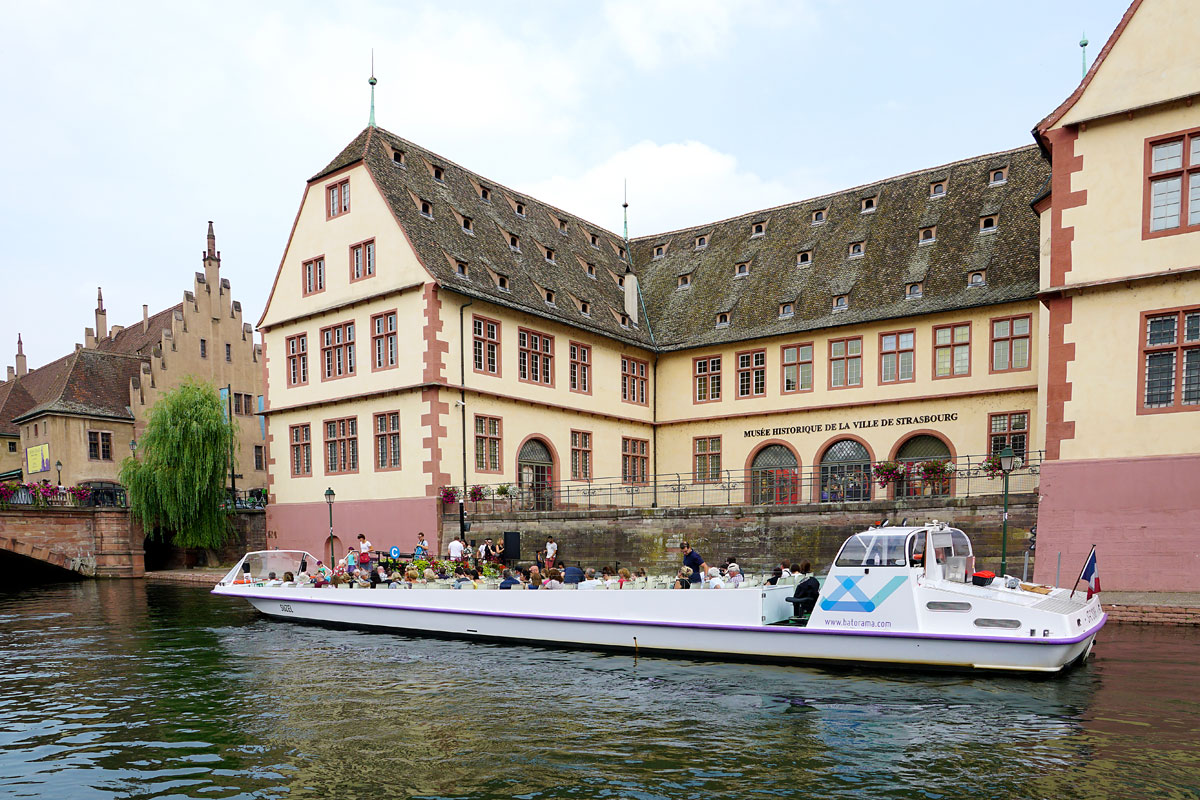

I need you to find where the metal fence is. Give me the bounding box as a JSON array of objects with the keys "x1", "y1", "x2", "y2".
[{"x1": 453, "y1": 452, "x2": 1042, "y2": 514}]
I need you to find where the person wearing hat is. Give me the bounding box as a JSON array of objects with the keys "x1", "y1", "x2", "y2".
[{"x1": 725, "y1": 563, "x2": 743, "y2": 588}]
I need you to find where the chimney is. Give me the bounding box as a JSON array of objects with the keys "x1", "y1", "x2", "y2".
[
  {"x1": 95, "y1": 287, "x2": 108, "y2": 341},
  {"x1": 623, "y1": 268, "x2": 640, "y2": 326},
  {"x1": 142, "y1": 304, "x2": 149, "y2": 333},
  {"x1": 15, "y1": 334, "x2": 26, "y2": 377},
  {"x1": 6, "y1": 366, "x2": 13, "y2": 381}
]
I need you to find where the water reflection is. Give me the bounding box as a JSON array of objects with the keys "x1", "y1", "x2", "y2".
[{"x1": 0, "y1": 582, "x2": 1197, "y2": 799}]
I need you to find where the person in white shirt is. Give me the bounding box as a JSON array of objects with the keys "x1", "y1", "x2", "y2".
[
  {"x1": 577, "y1": 567, "x2": 603, "y2": 589},
  {"x1": 447, "y1": 537, "x2": 464, "y2": 562},
  {"x1": 478, "y1": 540, "x2": 489, "y2": 563},
  {"x1": 357, "y1": 533, "x2": 373, "y2": 570},
  {"x1": 545, "y1": 536, "x2": 558, "y2": 568},
  {"x1": 706, "y1": 567, "x2": 725, "y2": 589}
]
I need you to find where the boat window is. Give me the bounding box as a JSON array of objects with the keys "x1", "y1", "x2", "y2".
[
  {"x1": 910, "y1": 529, "x2": 972, "y2": 563},
  {"x1": 927, "y1": 601, "x2": 972, "y2": 612},
  {"x1": 973, "y1": 618, "x2": 1022, "y2": 629},
  {"x1": 835, "y1": 532, "x2": 908, "y2": 567}
]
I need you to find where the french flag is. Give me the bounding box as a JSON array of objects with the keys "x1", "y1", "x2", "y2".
[{"x1": 1078, "y1": 546, "x2": 1100, "y2": 600}]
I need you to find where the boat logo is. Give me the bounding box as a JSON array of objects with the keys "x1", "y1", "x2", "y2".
[{"x1": 819, "y1": 575, "x2": 907, "y2": 613}]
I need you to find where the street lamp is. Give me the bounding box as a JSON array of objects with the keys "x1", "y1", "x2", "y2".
[
  {"x1": 129, "y1": 439, "x2": 137, "y2": 456},
  {"x1": 55, "y1": 460, "x2": 62, "y2": 485},
  {"x1": 325, "y1": 487, "x2": 336, "y2": 565},
  {"x1": 998, "y1": 446, "x2": 1018, "y2": 577}
]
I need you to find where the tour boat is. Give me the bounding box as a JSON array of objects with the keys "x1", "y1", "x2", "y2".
[{"x1": 212, "y1": 522, "x2": 1105, "y2": 674}]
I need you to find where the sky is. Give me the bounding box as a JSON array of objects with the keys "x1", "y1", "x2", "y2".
[{"x1": 0, "y1": 0, "x2": 1132, "y2": 369}]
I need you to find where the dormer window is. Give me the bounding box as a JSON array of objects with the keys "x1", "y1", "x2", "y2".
[
  {"x1": 989, "y1": 167, "x2": 1008, "y2": 185},
  {"x1": 558, "y1": 218, "x2": 568, "y2": 235},
  {"x1": 590, "y1": 233, "x2": 599, "y2": 248},
  {"x1": 735, "y1": 262, "x2": 750, "y2": 277},
  {"x1": 480, "y1": 186, "x2": 491, "y2": 203},
  {"x1": 497, "y1": 274, "x2": 510, "y2": 292},
  {"x1": 420, "y1": 199, "x2": 433, "y2": 218},
  {"x1": 586, "y1": 263, "x2": 596, "y2": 278},
  {"x1": 393, "y1": 150, "x2": 406, "y2": 167},
  {"x1": 618, "y1": 246, "x2": 626, "y2": 259},
  {"x1": 462, "y1": 216, "x2": 474, "y2": 234},
  {"x1": 919, "y1": 226, "x2": 936, "y2": 244},
  {"x1": 980, "y1": 216, "x2": 998, "y2": 233},
  {"x1": 812, "y1": 210, "x2": 826, "y2": 225},
  {"x1": 455, "y1": 260, "x2": 468, "y2": 277},
  {"x1": 861, "y1": 196, "x2": 877, "y2": 213},
  {"x1": 509, "y1": 234, "x2": 520, "y2": 252},
  {"x1": 678, "y1": 274, "x2": 692, "y2": 289},
  {"x1": 848, "y1": 242, "x2": 864, "y2": 258},
  {"x1": 969, "y1": 270, "x2": 987, "y2": 287},
  {"x1": 833, "y1": 295, "x2": 848, "y2": 312},
  {"x1": 545, "y1": 246, "x2": 556, "y2": 263},
  {"x1": 653, "y1": 245, "x2": 665, "y2": 259},
  {"x1": 779, "y1": 302, "x2": 794, "y2": 318},
  {"x1": 695, "y1": 235, "x2": 708, "y2": 249},
  {"x1": 617, "y1": 275, "x2": 625, "y2": 288},
  {"x1": 751, "y1": 222, "x2": 765, "y2": 237},
  {"x1": 620, "y1": 313, "x2": 630, "y2": 329},
  {"x1": 579, "y1": 300, "x2": 590, "y2": 315},
  {"x1": 797, "y1": 250, "x2": 812, "y2": 266},
  {"x1": 716, "y1": 313, "x2": 730, "y2": 328},
  {"x1": 515, "y1": 202, "x2": 526, "y2": 217},
  {"x1": 432, "y1": 166, "x2": 446, "y2": 183},
  {"x1": 544, "y1": 289, "x2": 556, "y2": 305},
  {"x1": 906, "y1": 282, "x2": 923, "y2": 299},
  {"x1": 930, "y1": 181, "x2": 945, "y2": 197}
]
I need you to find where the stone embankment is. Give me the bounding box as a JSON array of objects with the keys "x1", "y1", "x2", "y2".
[{"x1": 1103, "y1": 593, "x2": 1200, "y2": 626}]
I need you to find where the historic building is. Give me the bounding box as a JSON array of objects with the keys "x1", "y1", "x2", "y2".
[
  {"x1": 0, "y1": 224, "x2": 266, "y2": 492},
  {"x1": 1032, "y1": 0, "x2": 1200, "y2": 591}
]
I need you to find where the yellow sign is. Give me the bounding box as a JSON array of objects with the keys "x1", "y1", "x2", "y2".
[{"x1": 26, "y1": 443, "x2": 50, "y2": 474}]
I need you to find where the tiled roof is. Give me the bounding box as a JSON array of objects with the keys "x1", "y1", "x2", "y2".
[
  {"x1": 96, "y1": 303, "x2": 184, "y2": 357},
  {"x1": 320, "y1": 127, "x2": 655, "y2": 347},
  {"x1": 12, "y1": 350, "x2": 144, "y2": 423},
  {"x1": 0, "y1": 380, "x2": 35, "y2": 436},
  {"x1": 312, "y1": 128, "x2": 1046, "y2": 354},
  {"x1": 632, "y1": 145, "x2": 1048, "y2": 350}
]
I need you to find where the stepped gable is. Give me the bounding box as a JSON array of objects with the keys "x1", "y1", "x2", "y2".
[
  {"x1": 13, "y1": 350, "x2": 145, "y2": 423},
  {"x1": 341, "y1": 127, "x2": 654, "y2": 347},
  {"x1": 632, "y1": 145, "x2": 1048, "y2": 350},
  {"x1": 96, "y1": 303, "x2": 184, "y2": 356}
]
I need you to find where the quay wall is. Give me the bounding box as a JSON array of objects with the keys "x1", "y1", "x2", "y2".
[
  {"x1": 444, "y1": 494, "x2": 1039, "y2": 578},
  {"x1": 0, "y1": 507, "x2": 144, "y2": 578}
]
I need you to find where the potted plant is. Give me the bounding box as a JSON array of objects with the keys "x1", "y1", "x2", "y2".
[
  {"x1": 980, "y1": 455, "x2": 1005, "y2": 479},
  {"x1": 918, "y1": 460, "x2": 955, "y2": 481},
  {"x1": 439, "y1": 485, "x2": 460, "y2": 505},
  {"x1": 873, "y1": 461, "x2": 907, "y2": 488},
  {"x1": 468, "y1": 484, "x2": 490, "y2": 502}
]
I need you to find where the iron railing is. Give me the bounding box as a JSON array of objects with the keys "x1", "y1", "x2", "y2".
[{"x1": 454, "y1": 452, "x2": 1042, "y2": 514}]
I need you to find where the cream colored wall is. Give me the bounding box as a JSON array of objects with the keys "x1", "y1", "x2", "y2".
[
  {"x1": 1057, "y1": 104, "x2": 1200, "y2": 285},
  {"x1": 20, "y1": 414, "x2": 135, "y2": 485},
  {"x1": 259, "y1": 163, "x2": 432, "y2": 330},
  {"x1": 0, "y1": 435, "x2": 20, "y2": 475},
  {"x1": 267, "y1": 390, "x2": 428, "y2": 506},
  {"x1": 656, "y1": 302, "x2": 1039, "y2": 424},
  {"x1": 1059, "y1": 279, "x2": 1199, "y2": 461},
  {"x1": 1060, "y1": 0, "x2": 1200, "y2": 127}
]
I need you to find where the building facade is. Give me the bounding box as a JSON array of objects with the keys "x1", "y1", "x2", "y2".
[{"x1": 0, "y1": 224, "x2": 266, "y2": 492}]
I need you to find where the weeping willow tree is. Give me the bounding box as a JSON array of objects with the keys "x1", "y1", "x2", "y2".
[{"x1": 120, "y1": 379, "x2": 236, "y2": 551}]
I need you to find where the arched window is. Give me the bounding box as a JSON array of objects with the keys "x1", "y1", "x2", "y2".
[
  {"x1": 895, "y1": 435, "x2": 953, "y2": 497},
  {"x1": 750, "y1": 445, "x2": 799, "y2": 505},
  {"x1": 820, "y1": 440, "x2": 872, "y2": 502},
  {"x1": 517, "y1": 438, "x2": 554, "y2": 511}
]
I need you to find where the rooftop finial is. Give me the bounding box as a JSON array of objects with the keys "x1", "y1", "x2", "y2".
[
  {"x1": 1080, "y1": 31, "x2": 1089, "y2": 79},
  {"x1": 207, "y1": 220, "x2": 216, "y2": 259},
  {"x1": 368, "y1": 49, "x2": 377, "y2": 128},
  {"x1": 17, "y1": 333, "x2": 23, "y2": 355},
  {"x1": 622, "y1": 179, "x2": 629, "y2": 244},
  {"x1": 97, "y1": 287, "x2": 104, "y2": 310}
]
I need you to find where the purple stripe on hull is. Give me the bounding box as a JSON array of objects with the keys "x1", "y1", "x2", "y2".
[{"x1": 215, "y1": 588, "x2": 1107, "y2": 646}]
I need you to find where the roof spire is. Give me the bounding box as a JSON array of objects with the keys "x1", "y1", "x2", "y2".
[
  {"x1": 96, "y1": 287, "x2": 104, "y2": 311},
  {"x1": 622, "y1": 179, "x2": 629, "y2": 244},
  {"x1": 17, "y1": 333, "x2": 23, "y2": 356},
  {"x1": 1080, "y1": 31, "x2": 1089, "y2": 79},
  {"x1": 368, "y1": 49, "x2": 377, "y2": 128},
  {"x1": 207, "y1": 220, "x2": 216, "y2": 259}
]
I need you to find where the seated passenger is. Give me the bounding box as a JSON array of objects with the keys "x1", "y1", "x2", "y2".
[
  {"x1": 725, "y1": 563, "x2": 743, "y2": 587},
  {"x1": 766, "y1": 566, "x2": 784, "y2": 586},
  {"x1": 265, "y1": 571, "x2": 283, "y2": 587},
  {"x1": 543, "y1": 568, "x2": 563, "y2": 590},
  {"x1": 404, "y1": 568, "x2": 420, "y2": 587},
  {"x1": 577, "y1": 568, "x2": 603, "y2": 590},
  {"x1": 791, "y1": 573, "x2": 821, "y2": 615},
  {"x1": 528, "y1": 574, "x2": 543, "y2": 590},
  {"x1": 282, "y1": 571, "x2": 295, "y2": 584},
  {"x1": 499, "y1": 569, "x2": 521, "y2": 589},
  {"x1": 616, "y1": 568, "x2": 631, "y2": 589},
  {"x1": 563, "y1": 563, "x2": 584, "y2": 584},
  {"x1": 674, "y1": 567, "x2": 693, "y2": 590},
  {"x1": 706, "y1": 567, "x2": 725, "y2": 589}
]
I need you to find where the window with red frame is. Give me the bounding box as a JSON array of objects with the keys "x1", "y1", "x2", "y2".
[
  {"x1": 880, "y1": 330, "x2": 915, "y2": 383},
  {"x1": 991, "y1": 315, "x2": 1031, "y2": 372},
  {"x1": 474, "y1": 415, "x2": 501, "y2": 472},
  {"x1": 621, "y1": 356, "x2": 648, "y2": 404},
  {"x1": 374, "y1": 412, "x2": 400, "y2": 470},
  {"x1": 1146, "y1": 129, "x2": 1200, "y2": 236},
  {"x1": 988, "y1": 412, "x2": 1028, "y2": 461},
  {"x1": 351, "y1": 240, "x2": 375, "y2": 281},
  {"x1": 621, "y1": 437, "x2": 648, "y2": 484},
  {"x1": 372, "y1": 311, "x2": 397, "y2": 370},
  {"x1": 693, "y1": 356, "x2": 721, "y2": 402},
  {"x1": 829, "y1": 337, "x2": 862, "y2": 388},
  {"x1": 321, "y1": 321, "x2": 356, "y2": 379},
  {"x1": 781, "y1": 344, "x2": 813, "y2": 393},
  {"x1": 569, "y1": 342, "x2": 591, "y2": 393},
  {"x1": 737, "y1": 350, "x2": 766, "y2": 397},
  {"x1": 286, "y1": 334, "x2": 308, "y2": 386},
  {"x1": 303, "y1": 258, "x2": 325, "y2": 295},
  {"x1": 1142, "y1": 308, "x2": 1200, "y2": 410},
  {"x1": 570, "y1": 430, "x2": 592, "y2": 479},
  {"x1": 934, "y1": 323, "x2": 971, "y2": 378},
  {"x1": 472, "y1": 316, "x2": 500, "y2": 376},
  {"x1": 518, "y1": 328, "x2": 554, "y2": 386},
  {"x1": 327, "y1": 179, "x2": 349, "y2": 218},
  {"x1": 290, "y1": 424, "x2": 311, "y2": 476},
  {"x1": 324, "y1": 417, "x2": 358, "y2": 474},
  {"x1": 693, "y1": 436, "x2": 721, "y2": 482}
]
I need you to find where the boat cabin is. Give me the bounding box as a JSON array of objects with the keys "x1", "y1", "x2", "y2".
[{"x1": 832, "y1": 524, "x2": 975, "y2": 583}]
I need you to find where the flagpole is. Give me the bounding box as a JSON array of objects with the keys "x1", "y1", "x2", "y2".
[{"x1": 1069, "y1": 544, "x2": 1096, "y2": 599}]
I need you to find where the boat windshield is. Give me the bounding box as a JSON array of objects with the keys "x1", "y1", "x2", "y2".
[
  {"x1": 218, "y1": 551, "x2": 317, "y2": 585},
  {"x1": 910, "y1": 529, "x2": 973, "y2": 561},
  {"x1": 835, "y1": 532, "x2": 909, "y2": 567}
]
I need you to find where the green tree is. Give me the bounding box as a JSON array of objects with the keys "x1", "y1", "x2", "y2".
[{"x1": 120, "y1": 380, "x2": 236, "y2": 552}]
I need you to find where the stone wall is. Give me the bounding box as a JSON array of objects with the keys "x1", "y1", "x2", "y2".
[
  {"x1": 444, "y1": 494, "x2": 1038, "y2": 577},
  {"x1": 144, "y1": 510, "x2": 266, "y2": 570},
  {"x1": 0, "y1": 507, "x2": 143, "y2": 577}
]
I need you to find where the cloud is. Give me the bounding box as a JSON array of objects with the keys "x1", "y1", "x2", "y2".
[{"x1": 521, "y1": 139, "x2": 800, "y2": 237}]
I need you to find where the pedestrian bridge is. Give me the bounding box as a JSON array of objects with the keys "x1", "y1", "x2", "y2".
[{"x1": 0, "y1": 507, "x2": 143, "y2": 578}]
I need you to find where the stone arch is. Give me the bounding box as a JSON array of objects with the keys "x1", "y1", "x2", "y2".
[
  {"x1": 815, "y1": 435, "x2": 876, "y2": 503},
  {"x1": 516, "y1": 434, "x2": 559, "y2": 511},
  {"x1": 889, "y1": 431, "x2": 956, "y2": 499},
  {"x1": 744, "y1": 439, "x2": 802, "y2": 505}
]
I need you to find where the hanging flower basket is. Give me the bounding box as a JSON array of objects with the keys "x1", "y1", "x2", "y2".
[
  {"x1": 918, "y1": 460, "x2": 955, "y2": 481},
  {"x1": 468, "y1": 484, "x2": 490, "y2": 502},
  {"x1": 980, "y1": 455, "x2": 1005, "y2": 479},
  {"x1": 439, "y1": 485, "x2": 460, "y2": 505},
  {"x1": 873, "y1": 461, "x2": 908, "y2": 488}
]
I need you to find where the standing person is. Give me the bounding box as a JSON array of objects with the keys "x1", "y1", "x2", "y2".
[
  {"x1": 413, "y1": 533, "x2": 429, "y2": 561},
  {"x1": 357, "y1": 533, "x2": 373, "y2": 570},
  {"x1": 478, "y1": 538, "x2": 489, "y2": 565},
  {"x1": 447, "y1": 536, "x2": 465, "y2": 563},
  {"x1": 545, "y1": 536, "x2": 558, "y2": 568},
  {"x1": 680, "y1": 542, "x2": 708, "y2": 589}
]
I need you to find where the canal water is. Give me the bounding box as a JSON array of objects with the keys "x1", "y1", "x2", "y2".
[{"x1": 1, "y1": 581, "x2": 1197, "y2": 800}]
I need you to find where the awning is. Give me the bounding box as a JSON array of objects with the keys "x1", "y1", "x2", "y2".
[{"x1": 0, "y1": 469, "x2": 23, "y2": 481}]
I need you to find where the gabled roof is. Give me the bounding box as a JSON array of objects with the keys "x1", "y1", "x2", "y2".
[
  {"x1": 0, "y1": 380, "x2": 36, "y2": 436},
  {"x1": 12, "y1": 349, "x2": 144, "y2": 423},
  {"x1": 633, "y1": 146, "x2": 1047, "y2": 350},
  {"x1": 96, "y1": 303, "x2": 183, "y2": 357}
]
